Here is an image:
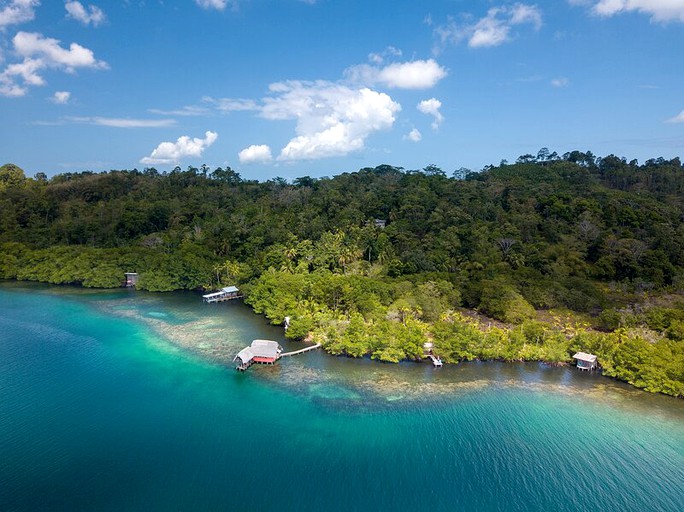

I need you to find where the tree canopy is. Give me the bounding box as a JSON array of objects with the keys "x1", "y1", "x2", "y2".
[{"x1": 1, "y1": 151, "x2": 683, "y2": 397}]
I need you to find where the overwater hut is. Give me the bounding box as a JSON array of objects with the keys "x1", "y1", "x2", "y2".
[
  {"x1": 234, "y1": 339, "x2": 283, "y2": 371},
  {"x1": 124, "y1": 272, "x2": 138, "y2": 287},
  {"x1": 202, "y1": 286, "x2": 242, "y2": 303},
  {"x1": 573, "y1": 352, "x2": 598, "y2": 371}
]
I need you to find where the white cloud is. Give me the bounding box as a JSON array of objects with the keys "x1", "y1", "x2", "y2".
[
  {"x1": 148, "y1": 106, "x2": 210, "y2": 116},
  {"x1": 13, "y1": 31, "x2": 108, "y2": 70},
  {"x1": 257, "y1": 81, "x2": 400, "y2": 161},
  {"x1": 195, "y1": 0, "x2": 232, "y2": 10},
  {"x1": 0, "y1": 57, "x2": 43, "y2": 96},
  {"x1": 203, "y1": 96, "x2": 258, "y2": 112},
  {"x1": 238, "y1": 144, "x2": 273, "y2": 164},
  {"x1": 0, "y1": 0, "x2": 39, "y2": 29},
  {"x1": 51, "y1": 90, "x2": 70, "y2": 103},
  {"x1": 0, "y1": 31, "x2": 107, "y2": 97},
  {"x1": 68, "y1": 116, "x2": 177, "y2": 128},
  {"x1": 405, "y1": 128, "x2": 422, "y2": 142},
  {"x1": 140, "y1": 131, "x2": 218, "y2": 165},
  {"x1": 666, "y1": 109, "x2": 684, "y2": 123},
  {"x1": 417, "y1": 98, "x2": 444, "y2": 130},
  {"x1": 345, "y1": 59, "x2": 447, "y2": 89},
  {"x1": 65, "y1": 1, "x2": 105, "y2": 27},
  {"x1": 368, "y1": 46, "x2": 402, "y2": 65},
  {"x1": 551, "y1": 77, "x2": 569, "y2": 87},
  {"x1": 434, "y1": 3, "x2": 542, "y2": 50},
  {"x1": 588, "y1": 0, "x2": 684, "y2": 22}
]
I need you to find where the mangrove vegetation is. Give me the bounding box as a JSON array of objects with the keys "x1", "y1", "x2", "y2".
[{"x1": 1, "y1": 152, "x2": 683, "y2": 397}]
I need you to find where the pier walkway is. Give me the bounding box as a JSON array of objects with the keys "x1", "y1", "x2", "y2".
[
  {"x1": 280, "y1": 343, "x2": 322, "y2": 357},
  {"x1": 428, "y1": 354, "x2": 443, "y2": 367}
]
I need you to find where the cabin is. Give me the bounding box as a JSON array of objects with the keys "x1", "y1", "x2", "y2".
[
  {"x1": 124, "y1": 272, "x2": 138, "y2": 287},
  {"x1": 573, "y1": 352, "x2": 598, "y2": 371},
  {"x1": 374, "y1": 219, "x2": 387, "y2": 229},
  {"x1": 234, "y1": 339, "x2": 283, "y2": 371},
  {"x1": 202, "y1": 286, "x2": 242, "y2": 303}
]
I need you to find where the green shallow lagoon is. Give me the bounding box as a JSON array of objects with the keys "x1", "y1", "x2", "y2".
[{"x1": 1, "y1": 283, "x2": 683, "y2": 511}]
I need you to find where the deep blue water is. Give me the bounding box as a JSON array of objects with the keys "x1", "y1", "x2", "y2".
[{"x1": 1, "y1": 283, "x2": 683, "y2": 511}]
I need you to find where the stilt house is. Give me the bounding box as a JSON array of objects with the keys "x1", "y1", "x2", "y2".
[
  {"x1": 234, "y1": 339, "x2": 283, "y2": 371},
  {"x1": 573, "y1": 352, "x2": 598, "y2": 371}
]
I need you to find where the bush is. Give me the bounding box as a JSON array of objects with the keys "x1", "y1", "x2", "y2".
[{"x1": 480, "y1": 281, "x2": 535, "y2": 324}]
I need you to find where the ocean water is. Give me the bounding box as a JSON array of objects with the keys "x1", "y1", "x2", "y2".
[{"x1": 1, "y1": 283, "x2": 683, "y2": 512}]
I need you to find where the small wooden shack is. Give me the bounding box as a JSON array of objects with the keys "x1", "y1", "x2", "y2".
[
  {"x1": 234, "y1": 339, "x2": 283, "y2": 371},
  {"x1": 202, "y1": 286, "x2": 242, "y2": 303},
  {"x1": 124, "y1": 272, "x2": 138, "y2": 287},
  {"x1": 573, "y1": 352, "x2": 598, "y2": 371}
]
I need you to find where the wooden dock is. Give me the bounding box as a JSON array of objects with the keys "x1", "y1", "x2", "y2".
[
  {"x1": 203, "y1": 286, "x2": 242, "y2": 304},
  {"x1": 428, "y1": 354, "x2": 443, "y2": 367},
  {"x1": 279, "y1": 343, "x2": 322, "y2": 358}
]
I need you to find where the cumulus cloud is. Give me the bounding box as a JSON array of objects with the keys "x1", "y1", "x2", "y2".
[
  {"x1": 666, "y1": 109, "x2": 684, "y2": 123},
  {"x1": 405, "y1": 128, "x2": 422, "y2": 142},
  {"x1": 0, "y1": 0, "x2": 38, "y2": 29},
  {"x1": 434, "y1": 3, "x2": 542, "y2": 50},
  {"x1": 201, "y1": 55, "x2": 445, "y2": 162},
  {"x1": 417, "y1": 98, "x2": 444, "y2": 130},
  {"x1": 551, "y1": 77, "x2": 569, "y2": 87},
  {"x1": 0, "y1": 31, "x2": 107, "y2": 96},
  {"x1": 51, "y1": 90, "x2": 70, "y2": 104},
  {"x1": 65, "y1": 1, "x2": 105, "y2": 27},
  {"x1": 345, "y1": 59, "x2": 448, "y2": 89},
  {"x1": 13, "y1": 31, "x2": 108, "y2": 69},
  {"x1": 238, "y1": 144, "x2": 273, "y2": 164},
  {"x1": 256, "y1": 80, "x2": 401, "y2": 161},
  {"x1": 140, "y1": 131, "x2": 218, "y2": 165},
  {"x1": 588, "y1": 0, "x2": 684, "y2": 22},
  {"x1": 0, "y1": 58, "x2": 43, "y2": 96}
]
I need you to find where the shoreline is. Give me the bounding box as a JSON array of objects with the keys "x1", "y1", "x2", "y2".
[{"x1": 1, "y1": 278, "x2": 682, "y2": 401}]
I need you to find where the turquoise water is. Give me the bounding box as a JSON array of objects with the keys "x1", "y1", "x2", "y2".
[{"x1": 1, "y1": 283, "x2": 683, "y2": 511}]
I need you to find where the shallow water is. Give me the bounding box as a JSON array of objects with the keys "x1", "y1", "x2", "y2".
[{"x1": 1, "y1": 283, "x2": 683, "y2": 511}]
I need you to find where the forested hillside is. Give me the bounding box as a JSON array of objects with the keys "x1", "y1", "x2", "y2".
[{"x1": 1, "y1": 151, "x2": 683, "y2": 397}]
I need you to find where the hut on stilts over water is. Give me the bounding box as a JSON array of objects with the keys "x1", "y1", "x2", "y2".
[
  {"x1": 234, "y1": 340, "x2": 283, "y2": 371},
  {"x1": 573, "y1": 352, "x2": 598, "y2": 371},
  {"x1": 202, "y1": 286, "x2": 242, "y2": 303},
  {"x1": 123, "y1": 273, "x2": 138, "y2": 287}
]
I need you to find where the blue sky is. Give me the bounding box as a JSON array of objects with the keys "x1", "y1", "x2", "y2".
[{"x1": 1, "y1": 0, "x2": 684, "y2": 180}]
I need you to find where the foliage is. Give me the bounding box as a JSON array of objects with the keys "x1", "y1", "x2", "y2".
[{"x1": 1, "y1": 154, "x2": 684, "y2": 397}]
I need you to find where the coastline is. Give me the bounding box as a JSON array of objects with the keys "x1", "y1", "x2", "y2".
[{"x1": 2, "y1": 279, "x2": 682, "y2": 401}]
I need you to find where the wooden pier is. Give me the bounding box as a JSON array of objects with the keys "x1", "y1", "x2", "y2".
[
  {"x1": 203, "y1": 286, "x2": 242, "y2": 304},
  {"x1": 428, "y1": 354, "x2": 443, "y2": 367},
  {"x1": 423, "y1": 342, "x2": 443, "y2": 367},
  {"x1": 279, "y1": 343, "x2": 322, "y2": 357}
]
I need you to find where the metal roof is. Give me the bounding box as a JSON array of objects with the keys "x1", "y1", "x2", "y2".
[
  {"x1": 250, "y1": 339, "x2": 281, "y2": 359},
  {"x1": 222, "y1": 286, "x2": 239, "y2": 293},
  {"x1": 234, "y1": 347, "x2": 254, "y2": 364},
  {"x1": 572, "y1": 352, "x2": 597, "y2": 363}
]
